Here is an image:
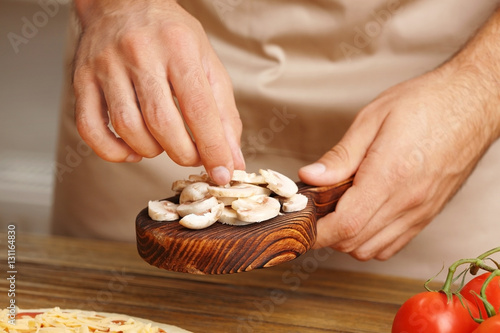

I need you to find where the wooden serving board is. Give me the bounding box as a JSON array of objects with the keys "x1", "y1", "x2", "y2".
[{"x1": 136, "y1": 178, "x2": 353, "y2": 275}]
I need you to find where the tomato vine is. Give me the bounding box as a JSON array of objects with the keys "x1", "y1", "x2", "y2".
[{"x1": 392, "y1": 246, "x2": 500, "y2": 333}]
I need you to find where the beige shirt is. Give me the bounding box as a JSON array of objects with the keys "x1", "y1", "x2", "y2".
[{"x1": 52, "y1": 0, "x2": 500, "y2": 279}]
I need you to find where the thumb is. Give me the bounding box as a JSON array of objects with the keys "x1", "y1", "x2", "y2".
[{"x1": 298, "y1": 108, "x2": 386, "y2": 186}]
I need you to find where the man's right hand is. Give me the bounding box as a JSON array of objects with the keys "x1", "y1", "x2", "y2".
[{"x1": 73, "y1": 0, "x2": 245, "y2": 185}]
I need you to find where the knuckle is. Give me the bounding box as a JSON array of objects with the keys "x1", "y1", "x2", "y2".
[
  {"x1": 118, "y1": 31, "x2": 150, "y2": 56},
  {"x1": 375, "y1": 252, "x2": 392, "y2": 261},
  {"x1": 144, "y1": 104, "x2": 170, "y2": 126},
  {"x1": 72, "y1": 66, "x2": 92, "y2": 87},
  {"x1": 142, "y1": 74, "x2": 165, "y2": 96},
  {"x1": 75, "y1": 113, "x2": 92, "y2": 140},
  {"x1": 325, "y1": 143, "x2": 350, "y2": 164},
  {"x1": 333, "y1": 240, "x2": 357, "y2": 254},
  {"x1": 337, "y1": 215, "x2": 364, "y2": 241},
  {"x1": 350, "y1": 249, "x2": 375, "y2": 262},
  {"x1": 170, "y1": 149, "x2": 200, "y2": 167},
  {"x1": 110, "y1": 108, "x2": 136, "y2": 134},
  {"x1": 404, "y1": 186, "x2": 428, "y2": 208},
  {"x1": 91, "y1": 46, "x2": 118, "y2": 73},
  {"x1": 74, "y1": 108, "x2": 98, "y2": 142},
  {"x1": 184, "y1": 91, "x2": 212, "y2": 121},
  {"x1": 116, "y1": 31, "x2": 153, "y2": 69},
  {"x1": 200, "y1": 141, "x2": 227, "y2": 161},
  {"x1": 227, "y1": 114, "x2": 243, "y2": 135},
  {"x1": 95, "y1": 149, "x2": 122, "y2": 162},
  {"x1": 138, "y1": 145, "x2": 162, "y2": 159},
  {"x1": 162, "y1": 21, "x2": 200, "y2": 46}
]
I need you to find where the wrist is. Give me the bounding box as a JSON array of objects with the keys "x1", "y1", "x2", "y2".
[
  {"x1": 74, "y1": 0, "x2": 95, "y2": 27},
  {"x1": 74, "y1": 0, "x2": 180, "y2": 28},
  {"x1": 439, "y1": 11, "x2": 500, "y2": 141}
]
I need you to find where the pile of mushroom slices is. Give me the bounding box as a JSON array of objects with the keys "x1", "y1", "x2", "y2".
[{"x1": 148, "y1": 169, "x2": 309, "y2": 230}]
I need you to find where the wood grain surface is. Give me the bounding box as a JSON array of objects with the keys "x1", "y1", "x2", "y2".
[
  {"x1": 136, "y1": 178, "x2": 353, "y2": 274},
  {"x1": 0, "y1": 233, "x2": 434, "y2": 332}
]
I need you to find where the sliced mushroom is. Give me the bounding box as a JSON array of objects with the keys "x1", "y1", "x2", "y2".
[
  {"x1": 188, "y1": 172, "x2": 211, "y2": 183},
  {"x1": 177, "y1": 196, "x2": 219, "y2": 217},
  {"x1": 208, "y1": 183, "x2": 272, "y2": 198},
  {"x1": 171, "y1": 179, "x2": 194, "y2": 193},
  {"x1": 232, "y1": 194, "x2": 281, "y2": 222},
  {"x1": 216, "y1": 196, "x2": 238, "y2": 206},
  {"x1": 218, "y1": 207, "x2": 254, "y2": 226},
  {"x1": 231, "y1": 170, "x2": 267, "y2": 184},
  {"x1": 259, "y1": 169, "x2": 298, "y2": 198},
  {"x1": 179, "y1": 202, "x2": 224, "y2": 230},
  {"x1": 149, "y1": 168, "x2": 310, "y2": 228},
  {"x1": 179, "y1": 182, "x2": 211, "y2": 204},
  {"x1": 148, "y1": 200, "x2": 179, "y2": 221},
  {"x1": 281, "y1": 193, "x2": 308, "y2": 212}
]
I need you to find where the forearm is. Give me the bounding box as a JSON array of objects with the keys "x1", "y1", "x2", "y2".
[
  {"x1": 73, "y1": 0, "x2": 179, "y2": 27},
  {"x1": 439, "y1": 7, "x2": 500, "y2": 142}
]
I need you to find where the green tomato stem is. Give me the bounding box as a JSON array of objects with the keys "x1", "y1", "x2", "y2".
[
  {"x1": 476, "y1": 247, "x2": 500, "y2": 261},
  {"x1": 470, "y1": 247, "x2": 500, "y2": 274},
  {"x1": 441, "y1": 258, "x2": 497, "y2": 299},
  {"x1": 480, "y1": 269, "x2": 500, "y2": 317},
  {"x1": 423, "y1": 247, "x2": 500, "y2": 302},
  {"x1": 442, "y1": 259, "x2": 477, "y2": 298}
]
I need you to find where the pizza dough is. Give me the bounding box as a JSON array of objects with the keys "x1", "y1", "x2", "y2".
[{"x1": 0, "y1": 307, "x2": 191, "y2": 333}]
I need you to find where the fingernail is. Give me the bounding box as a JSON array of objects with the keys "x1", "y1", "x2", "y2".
[
  {"x1": 125, "y1": 153, "x2": 142, "y2": 163},
  {"x1": 210, "y1": 166, "x2": 231, "y2": 185},
  {"x1": 301, "y1": 162, "x2": 326, "y2": 176}
]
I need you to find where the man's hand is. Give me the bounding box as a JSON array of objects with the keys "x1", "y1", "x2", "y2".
[
  {"x1": 299, "y1": 9, "x2": 500, "y2": 261},
  {"x1": 73, "y1": 0, "x2": 245, "y2": 185}
]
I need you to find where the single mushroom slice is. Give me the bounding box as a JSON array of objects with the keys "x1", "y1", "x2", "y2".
[
  {"x1": 177, "y1": 196, "x2": 219, "y2": 217},
  {"x1": 231, "y1": 170, "x2": 267, "y2": 185},
  {"x1": 148, "y1": 200, "x2": 179, "y2": 221},
  {"x1": 259, "y1": 169, "x2": 298, "y2": 198},
  {"x1": 280, "y1": 193, "x2": 308, "y2": 212},
  {"x1": 232, "y1": 194, "x2": 281, "y2": 222},
  {"x1": 218, "y1": 207, "x2": 254, "y2": 226},
  {"x1": 171, "y1": 179, "x2": 194, "y2": 193},
  {"x1": 188, "y1": 172, "x2": 211, "y2": 183},
  {"x1": 179, "y1": 182, "x2": 211, "y2": 204},
  {"x1": 179, "y1": 202, "x2": 224, "y2": 230},
  {"x1": 216, "y1": 196, "x2": 238, "y2": 206},
  {"x1": 208, "y1": 183, "x2": 272, "y2": 198}
]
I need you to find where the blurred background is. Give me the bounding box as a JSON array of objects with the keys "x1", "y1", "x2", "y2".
[{"x1": 0, "y1": 0, "x2": 70, "y2": 233}]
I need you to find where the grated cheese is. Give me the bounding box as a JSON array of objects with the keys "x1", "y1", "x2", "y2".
[{"x1": 0, "y1": 307, "x2": 182, "y2": 333}]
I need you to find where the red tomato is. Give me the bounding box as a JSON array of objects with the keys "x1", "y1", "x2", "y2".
[
  {"x1": 472, "y1": 315, "x2": 500, "y2": 332},
  {"x1": 461, "y1": 272, "x2": 500, "y2": 317},
  {"x1": 392, "y1": 291, "x2": 479, "y2": 333}
]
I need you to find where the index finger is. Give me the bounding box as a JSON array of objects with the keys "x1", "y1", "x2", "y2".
[{"x1": 169, "y1": 58, "x2": 234, "y2": 185}]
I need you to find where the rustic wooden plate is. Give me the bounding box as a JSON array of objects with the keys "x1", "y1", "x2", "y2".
[{"x1": 136, "y1": 178, "x2": 353, "y2": 275}]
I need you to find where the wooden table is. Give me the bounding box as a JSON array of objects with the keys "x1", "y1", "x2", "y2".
[{"x1": 0, "y1": 233, "x2": 430, "y2": 332}]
